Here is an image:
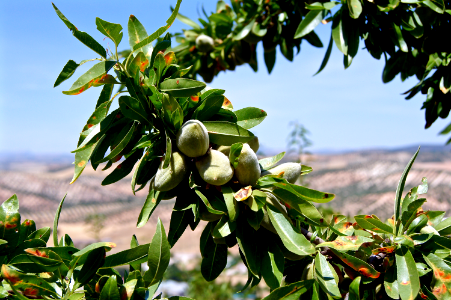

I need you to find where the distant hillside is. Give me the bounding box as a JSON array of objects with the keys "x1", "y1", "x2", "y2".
[{"x1": 1, "y1": 145, "x2": 450, "y2": 224}]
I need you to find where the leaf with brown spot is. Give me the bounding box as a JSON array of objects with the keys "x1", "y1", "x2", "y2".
[
  {"x1": 164, "y1": 51, "x2": 176, "y2": 65},
  {"x1": 235, "y1": 186, "x2": 252, "y2": 201},
  {"x1": 62, "y1": 61, "x2": 117, "y2": 95},
  {"x1": 318, "y1": 236, "x2": 373, "y2": 251},
  {"x1": 331, "y1": 249, "x2": 380, "y2": 282},
  {"x1": 1, "y1": 265, "x2": 58, "y2": 298},
  {"x1": 396, "y1": 246, "x2": 420, "y2": 300},
  {"x1": 128, "y1": 52, "x2": 149, "y2": 77},
  {"x1": 423, "y1": 253, "x2": 451, "y2": 300},
  {"x1": 222, "y1": 96, "x2": 233, "y2": 110},
  {"x1": 95, "y1": 17, "x2": 123, "y2": 47},
  {"x1": 128, "y1": 15, "x2": 152, "y2": 59},
  {"x1": 0, "y1": 194, "x2": 21, "y2": 251},
  {"x1": 372, "y1": 245, "x2": 396, "y2": 255}
]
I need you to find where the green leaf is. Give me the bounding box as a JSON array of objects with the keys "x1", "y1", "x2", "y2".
[
  {"x1": 53, "y1": 194, "x2": 66, "y2": 247},
  {"x1": 103, "y1": 243, "x2": 149, "y2": 269},
  {"x1": 315, "y1": 33, "x2": 333, "y2": 75},
  {"x1": 52, "y1": 3, "x2": 106, "y2": 58},
  {"x1": 395, "y1": 147, "x2": 420, "y2": 234},
  {"x1": 192, "y1": 94, "x2": 224, "y2": 121},
  {"x1": 348, "y1": 277, "x2": 361, "y2": 300},
  {"x1": 259, "y1": 152, "x2": 285, "y2": 170},
  {"x1": 28, "y1": 227, "x2": 51, "y2": 242},
  {"x1": 0, "y1": 194, "x2": 21, "y2": 250},
  {"x1": 234, "y1": 107, "x2": 267, "y2": 129},
  {"x1": 128, "y1": 15, "x2": 153, "y2": 59},
  {"x1": 71, "y1": 136, "x2": 104, "y2": 184},
  {"x1": 423, "y1": 0, "x2": 445, "y2": 13},
  {"x1": 266, "y1": 201, "x2": 315, "y2": 256},
  {"x1": 137, "y1": 189, "x2": 162, "y2": 228},
  {"x1": 99, "y1": 275, "x2": 121, "y2": 300},
  {"x1": 203, "y1": 121, "x2": 255, "y2": 145},
  {"x1": 384, "y1": 266, "x2": 399, "y2": 299},
  {"x1": 9, "y1": 251, "x2": 63, "y2": 273},
  {"x1": 97, "y1": 122, "x2": 136, "y2": 163},
  {"x1": 160, "y1": 78, "x2": 206, "y2": 97},
  {"x1": 294, "y1": 10, "x2": 326, "y2": 39},
  {"x1": 132, "y1": 0, "x2": 182, "y2": 51},
  {"x1": 201, "y1": 226, "x2": 228, "y2": 281},
  {"x1": 306, "y1": 2, "x2": 340, "y2": 10},
  {"x1": 235, "y1": 217, "x2": 261, "y2": 277},
  {"x1": 63, "y1": 61, "x2": 117, "y2": 95},
  {"x1": 174, "y1": 9, "x2": 201, "y2": 29},
  {"x1": 168, "y1": 210, "x2": 192, "y2": 247},
  {"x1": 286, "y1": 183, "x2": 335, "y2": 204},
  {"x1": 354, "y1": 215, "x2": 393, "y2": 234},
  {"x1": 317, "y1": 236, "x2": 373, "y2": 251},
  {"x1": 96, "y1": 18, "x2": 123, "y2": 48},
  {"x1": 54, "y1": 60, "x2": 80, "y2": 87},
  {"x1": 315, "y1": 252, "x2": 341, "y2": 298},
  {"x1": 396, "y1": 246, "x2": 420, "y2": 300},
  {"x1": 222, "y1": 185, "x2": 239, "y2": 222},
  {"x1": 348, "y1": 0, "x2": 363, "y2": 19},
  {"x1": 77, "y1": 247, "x2": 106, "y2": 285},
  {"x1": 96, "y1": 83, "x2": 114, "y2": 108},
  {"x1": 261, "y1": 280, "x2": 314, "y2": 300},
  {"x1": 143, "y1": 219, "x2": 170, "y2": 287},
  {"x1": 401, "y1": 198, "x2": 427, "y2": 227},
  {"x1": 229, "y1": 143, "x2": 243, "y2": 169},
  {"x1": 212, "y1": 216, "x2": 236, "y2": 238},
  {"x1": 261, "y1": 243, "x2": 284, "y2": 290},
  {"x1": 1, "y1": 264, "x2": 59, "y2": 298},
  {"x1": 332, "y1": 11, "x2": 348, "y2": 55},
  {"x1": 271, "y1": 185, "x2": 327, "y2": 227},
  {"x1": 436, "y1": 216, "x2": 451, "y2": 235},
  {"x1": 234, "y1": 19, "x2": 255, "y2": 41}
]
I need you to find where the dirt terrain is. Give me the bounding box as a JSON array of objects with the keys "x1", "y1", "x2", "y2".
[{"x1": 1, "y1": 146, "x2": 450, "y2": 254}]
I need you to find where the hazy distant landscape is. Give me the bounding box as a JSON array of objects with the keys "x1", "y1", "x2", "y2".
[{"x1": 1, "y1": 144, "x2": 451, "y2": 254}]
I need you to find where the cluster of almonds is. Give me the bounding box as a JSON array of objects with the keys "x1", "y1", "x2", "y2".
[{"x1": 151, "y1": 120, "x2": 302, "y2": 193}]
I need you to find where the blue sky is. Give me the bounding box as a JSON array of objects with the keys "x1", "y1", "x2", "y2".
[{"x1": 0, "y1": 0, "x2": 449, "y2": 155}]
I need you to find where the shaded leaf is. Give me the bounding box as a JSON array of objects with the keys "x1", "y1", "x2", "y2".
[{"x1": 262, "y1": 280, "x2": 314, "y2": 299}]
